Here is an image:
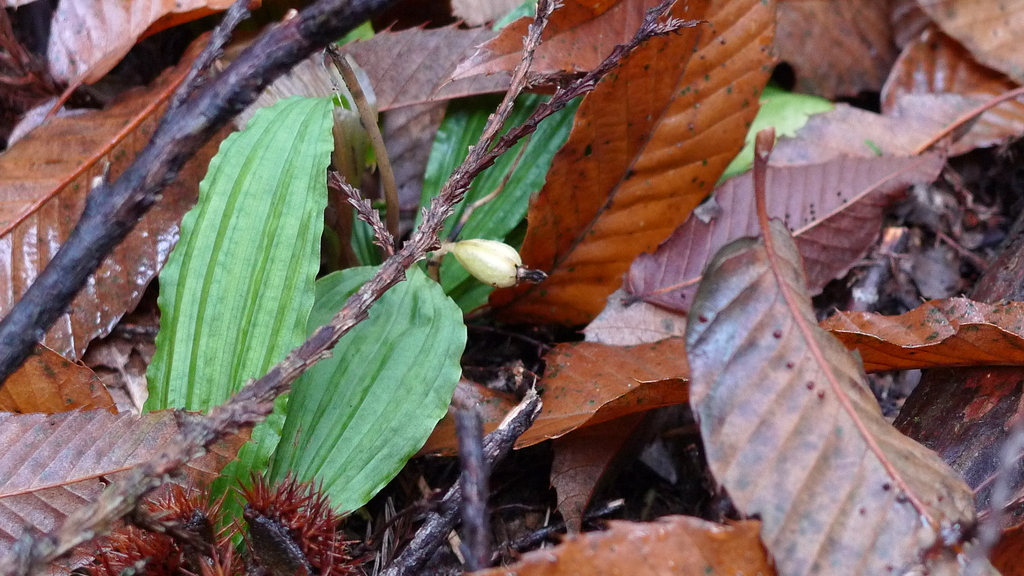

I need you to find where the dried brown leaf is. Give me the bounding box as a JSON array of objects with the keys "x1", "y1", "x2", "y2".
[
  {"x1": 453, "y1": 0, "x2": 671, "y2": 79},
  {"x1": 882, "y1": 26, "x2": 1024, "y2": 154},
  {"x1": 0, "y1": 345, "x2": 112, "y2": 414},
  {"x1": 550, "y1": 414, "x2": 644, "y2": 534},
  {"x1": 0, "y1": 409, "x2": 246, "y2": 550},
  {"x1": 775, "y1": 0, "x2": 898, "y2": 98},
  {"x1": 47, "y1": 0, "x2": 235, "y2": 83},
  {"x1": 823, "y1": 297, "x2": 1024, "y2": 372},
  {"x1": 490, "y1": 0, "x2": 775, "y2": 324},
  {"x1": 344, "y1": 26, "x2": 509, "y2": 110},
  {"x1": 918, "y1": 0, "x2": 1024, "y2": 83},
  {"x1": 420, "y1": 340, "x2": 690, "y2": 455},
  {"x1": 473, "y1": 516, "x2": 774, "y2": 576},
  {"x1": 584, "y1": 287, "x2": 688, "y2": 346},
  {"x1": 687, "y1": 218, "x2": 980, "y2": 575},
  {"x1": 628, "y1": 154, "x2": 945, "y2": 313},
  {"x1": 0, "y1": 40, "x2": 222, "y2": 360}
]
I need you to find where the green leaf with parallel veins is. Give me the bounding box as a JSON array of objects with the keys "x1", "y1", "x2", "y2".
[
  {"x1": 271, "y1": 266, "x2": 466, "y2": 512},
  {"x1": 418, "y1": 93, "x2": 578, "y2": 312},
  {"x1": 145, "y1": 96, "x2": 334, "y2": 496}
]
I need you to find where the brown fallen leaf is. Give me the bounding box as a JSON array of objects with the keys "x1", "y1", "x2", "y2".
[
  {"x1": 384, "y1": 103, "x2": 448, "y2": 214},
  {"x1": 882, "y1": 25, "x2": 1024, "y2": 154},
  {"x1": 583, "y1": 287, "x2": 688, "y2": 346},
  {"x1": 46, "y1": 0, "x2": 236, "y2": 84},
  {"x1": 687, "y1": 215, "x2": 982, "y2": 574},
  {"x1": 473, "y1": 515, "x2": 774, "y2": 576},
  {"x1": 344, "y1": 26, "x2": 509, "y2": 110},
  {"x1": 822, "y1": 297, "x2": 1024, "y2": 372},
  {"x1": 775, "y1": 0, "x2": 898, "y2": 98},
  {"x1": 453, "y1": 0, "x2": 671, "y2": 79},
  {"x1": 627, "y1": 153, "x2": 945, "y2": 313},
  {"x1": 420, "y1": 339, "x2": 689, "y2": 455},
  {"x1": 490, "y1": 0, "x2": 775, "y2": 324},
  {"x1": 0, "y1": 345, "x2": 112, "y2": 414},
  {"x1": 890, "y1": 0, "x2": 931, "y2": 49},
  {"x1": 550, "y1": 413, "x2": 645, "y2": 534},
  {"x1": 0, "y1": 39, "x2": 223, "y2": 360},
  {"x1": 918, "y1": 0, "x2": 1024, "y2": 83},
  {"x1": 0, "y1": 409, "x2": 247, "y2": 551},
  {"x1": 993, "y1": 522, "x2": 1024, "y2": 575}
]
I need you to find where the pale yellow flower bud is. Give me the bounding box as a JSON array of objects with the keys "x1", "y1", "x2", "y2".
[{"x1": 446, "y1": 239, "x2": 522, "y2": 288}]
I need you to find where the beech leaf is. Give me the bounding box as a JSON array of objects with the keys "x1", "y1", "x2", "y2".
[
  {"x1": 270, "y1": 266, "x2": 466, "y2": 513},
  {"x1": 490, "y1": 0, "x2": 776, "y2": 324},
  {"x1": 686, "y1": 218, "x2": 980, "y2": 575},
  {"x1": 472, "y1": 516, "x2": 774, "y2": 576},
  {"x1": 0, "y1": 346, "x2": 111, "y2": 414},
  {"x1": 774, "y1": 0, "x2": 897, "y2": 98},
  {"x1": 145, "y1": 97, "x2": 333, "y2": 495},
  {"x1": 345, "y1": 26, "x2": 508, "y2": 110},
  {"x1": 918, "y1": 0, "x2": 1024, "y2": 83},
  {"x1": 628, "y1": 153, "x2": 945, "y2": 313},
  {"x1": 0, "y1": 40, "x2": 218, "y2": 360},
  {"x1": 47, "y1": 0, "x2": 235, "y2": 84},
  {"x1": 0, "y1": 409, "x2": 245, "y2": 551},
  {"x1": 420, "y1": 338, "x2": 689, "y2": 455},
  {"x1": 823, "y1": 298, "x2": 1024, "y2": 371},
  {"x1": 882, "y1": 25, "x2": 1024, "y2": 154}
]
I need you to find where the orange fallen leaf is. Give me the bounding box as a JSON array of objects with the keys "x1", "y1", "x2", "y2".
[
  {"x1": 0, "y1": 345, "x2": 112, "y2": 414},
  {"x1": 453, "y1": 0, "x2": 670, "y2": 79},
  {"x1": 882, "y1": 25, "x2": 1024, "y2": 154},
  {"x1": 490, "y1": 0, "x2": 775, "y2": 324},
  {"x1": 823, "y1": 298, "x2": 1024, "y2": 372},
  {"x1": 473, "y1": 516, "x2": 774, "y2": 576},
  {"x1": 0, "y1": 38, "x2": 224, "y2": 360},
  {"x1": 420, "y1": 339, "x2": 689, "y2": 455}
]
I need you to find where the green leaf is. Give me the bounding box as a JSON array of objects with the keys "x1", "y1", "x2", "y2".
[
  {"x1": 145, "y1": 96, "x2": 334, "y2": 496},
  {"x1": 419, "y1": 93, "x2": 579, "y2": 311},
  {"x1": 720, "y1": 85, "x2": 833, "y2": 180},
  {"x1": 271, "y1": 266, "x2": 466, "y2": 512}
]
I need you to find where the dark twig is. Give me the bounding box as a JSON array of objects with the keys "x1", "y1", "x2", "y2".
[
  {"x1": 0, "y1": 5, "x2": 687, "y2": 574},
  {"x1": 0, "y1": 0, "x2": 399, "y2": 388},
  {"x1": 381, "y1": 391, "x2": 541, "y2": 576},
  {"x1": 165, "y1": 0, "x2": 253, "y2": 116},
  {"x1": 329, "y1": 171, "x2": 395, "y2": 257},
  {"x1": 456, "y1": 409, "x2": 490, "y2": 571},
  {"x1": 326, "y1": 45, "x2": 401, "y2": 246}
]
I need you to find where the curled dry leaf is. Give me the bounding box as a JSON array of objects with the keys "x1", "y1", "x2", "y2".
[
  {"x1": 823, "y1": 297, "x2": 1024, "y2": 372},
  {"x1": 687, "y1": 219, "x2": 980, "y2": 576},
  {"x1": 473, "y1": 515, "x2": 774, "y2": 576},
  {"x1": 628, "y1": 153, "x2": 945, "y2": 313},
  {"x1": 0, "y1": 39, "x2": 222, "y2": 360},
  {"x1": 491, "y1": 0, "x2": 776, "y2": 324},
  {"x1": 345, "y1": 26, "x2": 508, "y2": 110},
  {"x1": 47, "y1": 0, "x2": 235, "y2": 83},
  {"x1": 918, "y1": 0, "x2": 1024, "y2": 83},
  {"x1": 420, "y1": 339, "x2": 689, "y2": 455},
  {"x1": 775, "y1": 0, "x2": 898, "y2": 98},
  {"x1": 0, "y1": 345, "x2": 112, "y2": 414},
  {"x1": 882, "y1": 25, "x2": 1024, "y2": 154},
  {"x1": 0, "y1": 409, "x2": 247, "y2": 551}
]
